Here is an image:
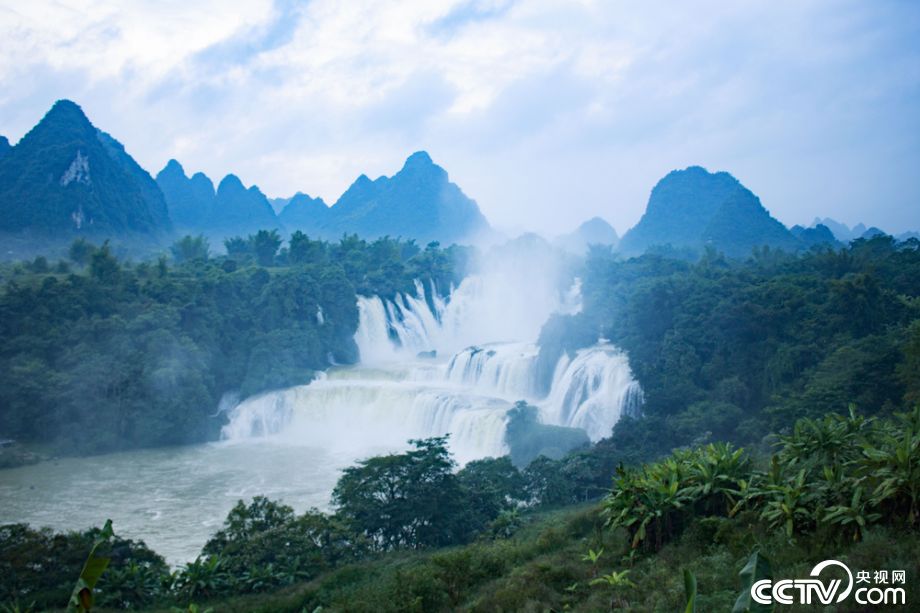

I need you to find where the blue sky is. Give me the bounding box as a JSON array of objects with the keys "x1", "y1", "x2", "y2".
[{"x1": 0, "y1": 0, "x2": 918, "y2": 235}]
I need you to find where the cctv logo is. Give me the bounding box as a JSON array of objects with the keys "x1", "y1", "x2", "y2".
[{"x1": 751, "y1": 560, "x2": 907, "y2": 606}]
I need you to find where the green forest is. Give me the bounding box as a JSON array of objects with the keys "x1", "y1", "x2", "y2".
[
  {"x1": 1, "y1": 235, "x2": 919, "y2": 611},
  {"x1": 0, "y1": 232, "x2": 467, "y2": 458}
]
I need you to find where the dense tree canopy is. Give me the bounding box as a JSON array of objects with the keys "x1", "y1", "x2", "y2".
[
  {"x1": 332, "y1": 437, "x2": 473, "y2": 550},
  {"x1": 537, "y1": 236, "x2": 920, "y2": 467},
  {"x1": 0, "y1": 234, "x2": 467, "y2": 454}
]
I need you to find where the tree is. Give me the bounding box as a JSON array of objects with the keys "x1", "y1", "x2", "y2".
[
  {"x1": 223, "y1": 236, "x2": 249, "y2": 257},
  {"x1": 89, "y1": 242, "x2": 120, "y2": 284},
  {"x1": 898, "y1": 320, "x2": 920, "y2": 406},
  {"x1": 200, "y1": 497, "x2": 367, "y2": 592},
  {"x1": 249, "y1": 230, "x2": 282, "y2": 266},
  {"x1": 332, "y1": 437, "x2": 472, "y2": 550},
  {"x1": 457, "y1": 456, "x2": 526, "y2": 529},
  {"x1": 30, "y1": 256, "x2": 49, "y2": 273},
  {"x1": 288, "y1": 230, "x2": 326, "y2": 265},
  {"x1": 524, "y1": 456, "x2": 579, "y2": 507},
  {"x1": 170, "y1": 235, "x2": 210, "y2": 264},
  {"x1": 0, "y1": 523, "x2": 168, "y2": 610},
  {"x1": 69, "y1": 238, "x2": 96, "y2": 266}
]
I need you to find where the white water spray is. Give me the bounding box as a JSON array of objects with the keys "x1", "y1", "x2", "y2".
[{"x1": 223, "y1": 268, "x2": 642, "y2": 463}]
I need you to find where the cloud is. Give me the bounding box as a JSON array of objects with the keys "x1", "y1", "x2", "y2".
[{"x1": 0, "y1": 0, "x2": 918, "y2": 235}]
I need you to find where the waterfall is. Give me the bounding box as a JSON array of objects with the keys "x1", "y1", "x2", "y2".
[
  {"x1": 444, "y1": 343, "x2": 540, "y2": 399},
  {"x1": 222, "y1": 276, "x2": 643, "y2": 463},
  {"x1": 353, "y1": 273, "x2": 579, "y2": 363},
  {"x1": 439, "y1": 341, "x2": 642, "y2": 441},
  {"x1": 220, "y1": 391, "x2": 293, "y2": 440},
  {"x1": 540, "y1": 344, "x2": 644, "y2": 441},
  {"x1": 354, "y1": 280, "x2": 444, "y2": 363},
  {"x1": 221, "y1": 369, "x2": 509, "y2": 465}
]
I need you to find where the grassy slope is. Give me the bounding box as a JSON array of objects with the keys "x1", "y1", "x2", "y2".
[{"x1": 143, "y1": 505, "x2": 919, "y2": 613}]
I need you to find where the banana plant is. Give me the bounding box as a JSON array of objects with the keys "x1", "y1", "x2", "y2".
[
  {"x1": 589, "y1": 569, "x2": 635, "y2": 588},
  {"x1": 824, "y1": 485, "x2": 881, "y2": 541},
  {"x1": 732, "y1": 549, "x2": 773, "y2": 613},
  {"x1": 581, "y1": 547, "x2": 604, "y2": 579},
  {"x1": 590, "y1": 568, "x2": 636, "y2": 609},
  {"x1": 67, "y1": 519, "x2": 114, "y2": 612},
  {"x1": 172, "y1": 556, "x2": 230, "y2": 601},
  {"x1": 683, "y1": 443, "x2": 749, "y2": 515},
  {"x1": 777, "y1": 407, "x2": 867, "y2": 473},
  {"x1": 863, "y1": 406, "x2": 920, "y2": 526},
  {"x1": 760, "y1": 469, "x2": 813, "y2": 539}
]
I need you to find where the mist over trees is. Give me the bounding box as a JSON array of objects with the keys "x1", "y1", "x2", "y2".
[
  {"x1": 0, "y1": 234, "x2": 468, "y2": 454},
  {"x1": 538, "y1": 235, "x2": 920, "y2": 464},
  {"x1": 1, "y1": 225, "x2": 918, "y2": 610}
]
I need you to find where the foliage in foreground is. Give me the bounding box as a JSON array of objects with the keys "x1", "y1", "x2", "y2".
[
  {"x1": 605, "y1": 407, "x2": 920, "y2": 555},
  {"x1": 0, "y1": 522, "x2": 168, "y2": 610},
  {"x1": 168, "y1": 507, "x2": 920, "y2": 613},
  {"x1": 190, "y1": 407, "x2": 918, "y2": 612},
  {"x1": 3, "y1": 407, "x2": 918, "y2": 611}
]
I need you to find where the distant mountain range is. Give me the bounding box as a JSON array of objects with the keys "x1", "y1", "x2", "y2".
[
  {"x1": 811, "y1": 217, "x2": 917, "y2": 243},
  {"x1": 617, "y1": 168, "x2": 918, "y2": 258},
  {"x1": 156, "y1": 160, "x2": 279, "y2": 238},
  {"x1": 157, "y1": 150, "x2": 490, "y2": 244},
  {"x1": 789, "y1": 223, "x2": 840, "y2": 248},
  {"x1": 0, "y1": 100, "x2": 491, "y2": 247},
  {"x1": 0, "y1": 100, "x2": 914, "y2": 257},
  {"x1": 811, "y1": 217, "x2": 868, "y2": 242}
]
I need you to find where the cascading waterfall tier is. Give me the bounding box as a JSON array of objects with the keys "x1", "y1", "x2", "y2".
[
  {"x1": 444, "y1": 343, "x2": 540, "y2": 399},
  {"x1": 222, "y1": 276, "x2": 643, "y2": 463},
  {"x1": 222, "y1": 367, "x2": 510, "y2": 465},
  {"x1": 440, "y1": 340, "x2": 643, "y2": 440},
  {"x1": 354, "y1": 280, "x2": 446, "y2": 363},
  {"x1": 541, "y1": 344, "x2": 644, "y2": 441}
]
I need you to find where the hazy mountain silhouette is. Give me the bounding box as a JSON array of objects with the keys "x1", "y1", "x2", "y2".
[
  {"x1": 811, "y1": 217, "x2": 870, "y2": 242},
  {"x1": 210, "y1": 174, "x2": 281, "y2": 236},
  {"x1": 155, "y1": 160, "x2": 216, "y2": 231},
  {"x1": 619, "y1": 166, "x2": 799, "y2": 257},
  {"x1": 278, "y1": 192, "x2": 330, "y2": 230},
  {"x1": 790, "y1": 223, "x2": 839, "y2": 248},
  {"x1": 308, "y1": 151, "x2": 490, "y2": 243},
  {"x1": 555, "y1": 217, "x2": 619, "y2": 255},
  {"x1": 159, "y1": 151, "x2": 489, "y2": 244}
]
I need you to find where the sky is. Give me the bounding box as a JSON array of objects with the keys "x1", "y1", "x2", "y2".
[{"x1": 0, "y1": 0, "x2": 918, "y2": 236}]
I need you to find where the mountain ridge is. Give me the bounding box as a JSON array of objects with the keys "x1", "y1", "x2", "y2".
[
  {"x1": 159, "y1": 150, "x2": 491, "y2": 244},
  {"x1": 619, "y1": 166, "x2": 801, "y2": 256},
  {"x1": 0, "y1": 100, "x2": 171, "y2": 236},
  {"x1": 555, "y1": 216, "x2": 619, "y2": 255}
]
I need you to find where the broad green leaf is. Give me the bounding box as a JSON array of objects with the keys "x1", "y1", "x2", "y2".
[
  {"x1": 68, "y1": 519, "x2": 114, "y2": 612},
  {"x1": 732, "y1": 549, "x2": 773, "y2": 613},
  {"x1": 683, "y1": 568, "x2": 697, "y2": 613}
]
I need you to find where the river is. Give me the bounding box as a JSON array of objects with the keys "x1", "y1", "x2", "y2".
[{"x1": 0, "y1": 272, "x2": 642, "y2": 565}]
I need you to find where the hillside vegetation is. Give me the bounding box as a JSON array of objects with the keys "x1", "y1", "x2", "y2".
[
  {"x1": 0, "y1": 233, "x2": 467, "y2": 455},
  {"x1": 2, "y1": 236, "x2": 918, "y2": 611}
]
